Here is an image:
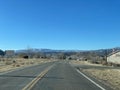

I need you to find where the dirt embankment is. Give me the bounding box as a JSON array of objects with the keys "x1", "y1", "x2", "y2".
[{"x1": 70, "y1": 60, "x2": 120, "y2": 90}]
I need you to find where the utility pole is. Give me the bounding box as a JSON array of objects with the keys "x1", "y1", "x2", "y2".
[
  {"x1": 104, "y1": 49, "x2": 108, "y2": 64},
  {"x1": 27, "y1": 45, "x2": 31, "y2": 59}
]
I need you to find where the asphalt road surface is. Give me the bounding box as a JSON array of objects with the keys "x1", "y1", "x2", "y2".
[
  {"x1": 31, "y1": 61, "x2": 111, "y2": 90},
  {"x1": 0, "y1": 61, "x2": 112, "y2": 90},
  {"x1": 0, "y1": 62, "x2": 55, "y2": 90}
]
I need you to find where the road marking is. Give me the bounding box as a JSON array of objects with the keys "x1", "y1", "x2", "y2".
[
  {"x1": 76, "y1": 69, "x2": 106, "y2": 90},
  {"x1": 22, "y1": 64, "x2": 54, "y2": 90}
]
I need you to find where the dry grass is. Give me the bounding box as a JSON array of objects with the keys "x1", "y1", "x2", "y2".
[
  {"x1": 82, "y1": 69, "x2": 120, "y2": 90},
  {"x1": 70, "y1": 60, "x2": 120, "y2": 90},
  {"x1": 70, "y1": 60, "x2": 102, "y2": 66},
  {"x1": 0, "y1": 58, "x2": 56, "y2": 72}
]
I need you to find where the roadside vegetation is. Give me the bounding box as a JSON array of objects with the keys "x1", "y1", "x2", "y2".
[
  {"x1": 0, "y1": 58, "x2": 56, "y2": 72},
  {"x1": 0, "y1": 47, "x2": 120, "y2": 89},
  {"x1": 70, "y1": 60, "x2": 120, "y2": 90}
]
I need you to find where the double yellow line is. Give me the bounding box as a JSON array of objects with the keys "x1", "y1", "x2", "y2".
[{"x1": 22, "y1": 64, "x2": 54, "y2": 90}]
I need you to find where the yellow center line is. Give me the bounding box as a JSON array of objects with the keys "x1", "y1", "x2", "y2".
[{"x1": 22, "y1": 64, "x2": 54, "y2": 90}]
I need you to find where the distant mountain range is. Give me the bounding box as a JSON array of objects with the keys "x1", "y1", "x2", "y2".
[
  {"x1": 15, "y1": 48, "x2": 83, "y2": 53},
  {"x1": 15, "y1": 47, "x2": 120, "y2": 54},
  {"x1": 0, "y1": 47, "x2": 120, "y2": 56}
]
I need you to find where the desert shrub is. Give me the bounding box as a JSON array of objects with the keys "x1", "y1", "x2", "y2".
[
  {"x1": 5, "y1": 61, "x2": 12, "y2": 65},
  {"x1": 16, "y1": 64, "x2": 20, "y2": 67}
]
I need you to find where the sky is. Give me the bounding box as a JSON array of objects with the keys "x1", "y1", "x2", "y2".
[{"x1": 0, "y1": 0, "x2": 120, "y2": 50}]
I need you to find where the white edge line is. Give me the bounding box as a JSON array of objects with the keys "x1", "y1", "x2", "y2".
[{"x1": 76, "y1": 69, "x2": 106, "y2": 90}]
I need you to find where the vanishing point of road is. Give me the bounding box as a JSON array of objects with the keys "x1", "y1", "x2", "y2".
[{"x1": 0, "y1": 61, "x2": 112, "y2": 90}]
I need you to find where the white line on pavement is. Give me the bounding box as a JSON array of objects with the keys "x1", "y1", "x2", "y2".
[{"x1": 76, "y1": 69, "x2": 106, "y2": 90}]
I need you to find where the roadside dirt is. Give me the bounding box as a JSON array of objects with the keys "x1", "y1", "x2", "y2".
[
  {"x1": 70, "y1": 60, "x2": 120, "y2": 90},
  {"x1": 0, "y1": 58, "x2": 56, "y2": 73},
  {"x1": 82, "y1": 68, "x2": 120, "y2": 90}
]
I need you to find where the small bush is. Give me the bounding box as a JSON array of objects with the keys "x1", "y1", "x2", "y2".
[
  {"x1": 5, "y1": 61, "x2": 12, "y2": 65},
  {"x1": 16, "y1": 64, "x2": 20, "y2": 67}
]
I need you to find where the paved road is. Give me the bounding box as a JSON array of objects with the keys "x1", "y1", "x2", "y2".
[
  {"x1": 0, "y1": 62, "x2": 55, "y2": 90},
  {"x1": 31, "y1": 61, "x2": 111, "y2": 90},
  {"x1": 0, "y1": 61, "x2": 112, "y2": 90}
]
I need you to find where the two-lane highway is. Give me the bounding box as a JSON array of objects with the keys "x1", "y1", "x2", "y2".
[
  {"x1": 31, "y1": 61, "x2": 111, "y2": 90},
  {"x1": 0, "y1": 61, "x2": 111, "y2": 90}
]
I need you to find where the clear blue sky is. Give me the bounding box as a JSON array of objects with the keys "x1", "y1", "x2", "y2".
[{"x1": 0, "y1": 0, "x2": 120, "y2": 50}]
